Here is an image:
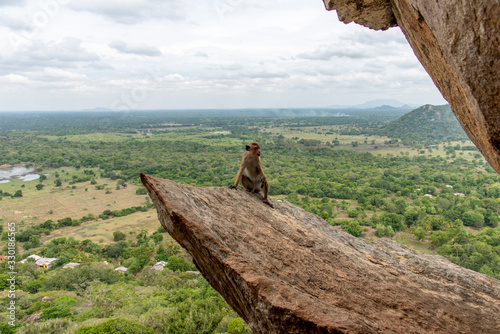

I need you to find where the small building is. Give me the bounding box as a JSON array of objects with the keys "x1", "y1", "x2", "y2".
[
  {"x1": 0, "y1": 256, "x2": 8, "y2": 262},
  {"x1": 445, "y1": 185, "x2": 453, "y2": 189},
  {"x1": 114, "y1": 266, "x2": 128, "y2": 273},
  {"x1": 186, "y1": 271, "x2": 201, "y2": 275},
  {"x1": 454, "y1": 192, "x2": 466, "y2": 198},
  {"x1": 35, "y1": 257, "x2": 58, "y2": 269},
  {"x1": 153, "y1": 261, "x2": 167, "y2": 271},
  {"x1": 63, "y1": 262, "x2": 80, "y2": 269},
  {"x1": 19, "y1": 254, "x2": 41, "y2": 264},
  {"x1": 423, "y1": 194, "x2": 434, "y2": 198}
]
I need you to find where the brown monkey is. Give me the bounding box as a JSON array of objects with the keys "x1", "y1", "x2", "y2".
[{"x1": 229, "y1": 142, "x2": 273, "y2": 207}]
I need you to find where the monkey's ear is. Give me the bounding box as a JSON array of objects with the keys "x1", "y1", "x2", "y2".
[{"x1": 246, "y1": 145, "x2": 250, "y2": 151}]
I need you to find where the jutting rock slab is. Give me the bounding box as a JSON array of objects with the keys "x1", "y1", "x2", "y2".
[
  {"x1": 141, "y1": 174, "x2": 500, "y2": 333},
  {"x1": 323, "y1": 0, "x2": 500, "y2": 174}
]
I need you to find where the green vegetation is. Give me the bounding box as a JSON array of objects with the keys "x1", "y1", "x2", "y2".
[
  {"x1": 379, "y1": 104, "x2": 469, "y2": 143},
  {"x1": 0, "y1": 106, "x2": 499, "y2": 332}
]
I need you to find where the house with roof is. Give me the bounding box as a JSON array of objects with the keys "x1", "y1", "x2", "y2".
[
  {"x1": 19, "y1": 254, "x2": 41, "y2": 264},
  {"x1": 153, "y1": 261, "x2": 167, "y2": 271},
  {"x1": 114, "y1": 267, "x2": 128, "y2": 273},
  {"x1": 63, "y1": 263, "x2": 80, "y2": 269},
  {"x1": 35, "y1": 257, "x2": 58, "y2": 269}
]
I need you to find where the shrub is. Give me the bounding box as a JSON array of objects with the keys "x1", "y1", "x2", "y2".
[
  {"x1": 347, "y1": 208, "x2": 358, "y2": 218},
  {"x1": 41, "y1": 296, "x2": 77, "y2": 320},
  {"x1": 16, "y1": 319, "x2": 72, "y2": 334},
  {"x1": 166, "y1": 255, "x2": 191, "y2": 272},
  {"x1": 413, "y1": 227, "x2": 426, "y2": 241},
  {"x1": 375, "y1": 224, "x2": 386, "y2": 238},
  {"x1": 75, "y1": 318, "x2": 154, "y2": 334},
  {"x1": 43, "y1": 264, "x2": 124, "y2": 291},
  {"x1": 341, "y1": 221, "x2": 362, "y2": 237},
  {"x1": 227, "y1": 317, "x2": 251, "y2": 334},
  {"x1": 113, "y1": 230, "x2": 126, "y2": 241}
]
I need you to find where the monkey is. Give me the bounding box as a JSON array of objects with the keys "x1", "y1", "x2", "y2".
[{"x1": 229, "y1": 142, "x2": 273, "y2": 208}]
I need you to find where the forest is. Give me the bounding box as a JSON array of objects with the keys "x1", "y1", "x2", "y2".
[{"x1": 0, "y1": 106, "x2": 499, "y2": 333}]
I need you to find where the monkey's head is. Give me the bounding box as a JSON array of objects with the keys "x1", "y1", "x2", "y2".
[{"x1": 246, "y1": 142, "x2": 261, "y2": 157}]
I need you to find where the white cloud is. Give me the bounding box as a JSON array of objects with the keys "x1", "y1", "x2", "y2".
[
  {"x1": 68, "y1": 0, "x2": 188, "y2": 24},
  {"x1": 0, "y1": 0, "x2": 447, "y2": 111},
  {"x1": 296, "y1": 44, "x2": 371, "y2": 60},
  {"x1": 109, "y1": 40, "x2": 162, "y2": 57},
  {"x1": 0, "y1": 12, "x2": 34, "y2": 31},
  {"x1": 0, "y1": 0, "x2": 26, "y2": 7}
]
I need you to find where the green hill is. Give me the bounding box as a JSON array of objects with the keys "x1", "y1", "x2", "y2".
[{"x1": 380, "y1": 104, "x2": 468, "y2": 143}]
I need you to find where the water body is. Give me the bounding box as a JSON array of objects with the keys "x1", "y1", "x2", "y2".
[{"x1": 0, "y1": 165, "x2": 39, "y2": 182}]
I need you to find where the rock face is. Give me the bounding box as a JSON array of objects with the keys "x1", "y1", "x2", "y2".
[
  {"x1": 323, "y1": 0, "x2": 397, "y2": 30},
  {"x1": 323, "y1": 0, "x2": 500, "y2": 174},
  {"x1": 141, "y1": 173, "x2": 500, "y2": 333}
]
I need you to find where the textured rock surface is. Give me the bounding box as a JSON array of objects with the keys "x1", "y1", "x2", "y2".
[
  {"x1": 323, "y1": 0, "x2": 397, "y2": 30},
  {"x1": 141, "y1": 174, "x2": 500, "y2": 333},
  {"x1": 323, "y1": 0, "x2": 500, "y2": 174}
]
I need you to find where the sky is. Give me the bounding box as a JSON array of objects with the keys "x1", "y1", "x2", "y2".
[{"x1": 0, "y1": 0, "x2": 447, "y2": 111}]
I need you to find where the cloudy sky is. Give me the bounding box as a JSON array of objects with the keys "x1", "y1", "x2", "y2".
[{"x1": 0, "y1": 0, "x2": 447, "y2": 111}]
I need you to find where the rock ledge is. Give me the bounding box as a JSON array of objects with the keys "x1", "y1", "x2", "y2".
[{"x1": 141, "y1": 174, "x2": 500, "y2": 333}]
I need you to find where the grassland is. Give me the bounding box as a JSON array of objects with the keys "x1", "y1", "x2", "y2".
[
  {"x1": 266, "y1": 125, "x2": 479, "y2": 161},
  {"x1": 0, "y1": 167, "x2": 148, "y2": 226},
  {"x1": 43, "y1": 211, "x2": 161, "y2": 245},
  {"x1": 0, "y1": 166, "x2": 162, "y2": 256}
]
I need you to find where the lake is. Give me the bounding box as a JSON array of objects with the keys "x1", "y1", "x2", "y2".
[{"x1": 0, "y1": 165, "x2": 39, "y2": 183}]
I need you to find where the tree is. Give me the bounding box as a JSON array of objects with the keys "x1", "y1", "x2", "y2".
[
  {"x1": 113, "y1": 230, "x2": 126, "y2": 242},
  {"x1": 41, "y1": 296, "x2": 77, "y2": 320},
  {"x1": 383, "y1": 213, "x2": 405, "y2": 231},
  {"x1": 385, "y1": 226, "x2": 395, "y2": 238},
  {"x1": 13, "y1": 190, "x2": 23, "y2": 197},
  {"x1": 413, "y1": 227, "x2": 426, "y2": 241},
  {"x1": 105, "y1": 243, "x2": 125, "y2": 259},
  {"x1": 27, "y1": 280, "x2": 43, "y2": 294},
  {"x1": 484, "y1": 209, "x2": 500, "y2": 228},
  {"x1": 166, "y1": 255, "x2": 191, "y2": 272},
  {"x1": 347, "y1": 209, "x2": 358, "y2": 218},
  {"x1": 375, "y1": 224, "x2": 386, "y2": 237},
  {"x1": 155, "y1": 244, "x2": 169, "y2": 262},
  {"x1": 36, "y1": 183, "x2": 44, "y2": 190},
  {"x1": 462, "y1": 210, "x2": 484, "y2": 228},
  {"x1": 342, "y1": 221, "x2": 362, "y2": 237},
  {"x1": 29, "y1": 235, "x2": 41, "y2": 247},
  {"x1": 228, "y1": 318, "x2": 249, "y2": 334},
  {"x1": 152, "y1": 232, "x2": 163, "y2": 243},
  {"x1": 136, "y1": 188, "x2": 148, "y2": 195},
  {"x1": 404, "y1": 209, "x2": 419, "y2": 227}
]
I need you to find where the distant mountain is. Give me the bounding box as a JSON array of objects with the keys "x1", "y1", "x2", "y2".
[
  {"x1": 370, "y1": 105, "x2": 398, "y2": 110},
  {"x1": 380, "y1": 104, "x2": 468, "y2": 142},
  {"x1": 328, "y1": 99, "x2": 419, "y2": 110}
]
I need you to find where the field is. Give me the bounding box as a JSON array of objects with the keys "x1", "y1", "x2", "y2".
[
  {"x1": 0, "y1": 166, "x2": 163, "y2": 254},
  {"x1": 44, "y1": 211, "x2": 161, "y2": 245},
  {"x1": 0, "y1": 168, "x2": 148, "y2": 225},
  {"x1": 266, "y1": 125, "x2": 480, "y2": 160}
]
